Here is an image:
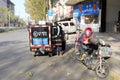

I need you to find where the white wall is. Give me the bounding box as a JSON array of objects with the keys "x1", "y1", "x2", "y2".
[{"x1": 106, "y1": 0, "x2": 120, "y2": 32}]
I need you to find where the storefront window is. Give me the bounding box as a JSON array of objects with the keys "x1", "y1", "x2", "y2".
[{"x1": 84, "y1": 14, "x2": 99, "y2": 24}]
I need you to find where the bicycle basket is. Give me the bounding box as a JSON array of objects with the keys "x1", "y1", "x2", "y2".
[{"x1": 99, "y1": 46, "x2": 112, "y2": 57}]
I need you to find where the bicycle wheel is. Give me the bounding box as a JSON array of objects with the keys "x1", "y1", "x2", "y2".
[{"x1": 95, "y1": 61, "x2": 109, "y2": 79}]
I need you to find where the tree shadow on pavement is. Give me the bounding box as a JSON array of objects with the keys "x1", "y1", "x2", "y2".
[
  {"x1": 65, "y1": 43, "x2": 75, "y2": 54},
  {"x1": 0, "y1": 40, "x2": 27, "y2": 47}
]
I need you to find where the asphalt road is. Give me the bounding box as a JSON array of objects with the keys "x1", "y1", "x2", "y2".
[{"x1": 0, "y1": 29, "x2": 120, "y2": 80}]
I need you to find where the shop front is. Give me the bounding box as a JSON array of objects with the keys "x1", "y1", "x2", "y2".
[{"x1": 73, "y1": 0, "x2": 101, "y2": 32}]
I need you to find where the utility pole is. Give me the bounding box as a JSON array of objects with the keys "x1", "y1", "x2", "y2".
[
  {"x1": 8, "y1": 4, "x2": 11, "y2": 28},
  {"x1": 9, "y1": 11, "x2": 10, "y2": 27}
]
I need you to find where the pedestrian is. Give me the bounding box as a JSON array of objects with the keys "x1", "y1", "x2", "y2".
[{"x1": 59, "y1": 23, "x2": 66, "y2": 56}]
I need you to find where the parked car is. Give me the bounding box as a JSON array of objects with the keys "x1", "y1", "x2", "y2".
[{"x1": 58, "y1": 21, "x2": 76, "y2": 34}]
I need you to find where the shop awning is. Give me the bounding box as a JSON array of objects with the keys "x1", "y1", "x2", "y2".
[{"x1": 65, "y1": 0, "x2": 85, "y2": 6}]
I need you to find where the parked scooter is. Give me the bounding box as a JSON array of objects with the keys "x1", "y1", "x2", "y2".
[{"x1": 75, "y1": 38, "x2": 112, "y2": 78}]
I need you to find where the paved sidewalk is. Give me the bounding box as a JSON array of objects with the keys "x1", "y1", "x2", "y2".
[
  {"x1": 68, "y1": 32, "x2": 120, "y2": 78},
  {"x1": 66, "y1": 32, "x2": 120, "y2": 78},
  {"x1": 95, "y1": 32, "x2": 120, "y2": 75},
  {"x1": 95, "y1": 32, "x2": 120, "y2": 52}
]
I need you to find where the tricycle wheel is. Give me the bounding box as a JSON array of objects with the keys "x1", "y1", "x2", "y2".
[
  {"x1": 34, "y1": 51, "x2": 38, "y2": 57},
  {"x1": 48, "y1": 53, "x2": 53, "y2": 57}
]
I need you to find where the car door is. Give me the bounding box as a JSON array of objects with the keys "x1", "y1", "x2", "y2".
[
  {"x1": 69, "y1": 22, "x2": 76, "y2": 33},
  {"x1": 62, "y1": 22, "x2": 69, "y2": 33}
]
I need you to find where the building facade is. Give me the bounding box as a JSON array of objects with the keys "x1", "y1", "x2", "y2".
[
  {"x1": 49, "y1": 0, "x2": 120, "y2": 32},
  {"x1": 65, "y1": 0, "x2": 120, "y2": 32},
  {"x1": 0, "y1": 0, "x2": 14, "y2": 27},
  {"x1": 106, "y1": 0, "x2": 120, "y2": 32},
  {"x1": 7, "y1": 0, "x2": 15, "y2": 14},
  {"x1": 0, "y1": 0, "x2": 7, "y2": 27},
  {"x1": 0, "y1": 0, "x2": 7, "y2": 7},
  {"x1": 51, "y1": 0, "x2": 73, "y2": 22},
  {"x1": 72, "y1": 0, "x2": 100, "y2": 32}
]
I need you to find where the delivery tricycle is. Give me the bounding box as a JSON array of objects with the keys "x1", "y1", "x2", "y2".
[{"x1": 28, "y1": 22, "x2": 65, "y2": 57}]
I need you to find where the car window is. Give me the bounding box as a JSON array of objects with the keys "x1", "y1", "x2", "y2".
[
  {"x1": 63, "y1": 23, "x2": 68, "y2": 26},
  {"x1": 70, "y1": 22, "x2": 75, "y2": 26}
]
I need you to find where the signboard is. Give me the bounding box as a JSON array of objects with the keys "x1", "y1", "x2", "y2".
[
  {"x1": 48, "y1": 10, "x2": 53, "y2": 20},
  {"x1": 82, "y1": 2, "x2": 99, "y2": 15},
  {"x1": 73, "y1": 1, "x2": 100, "y2": 17},
  {"x1": 48, "y1": 10, "x2": 53, "y2": 16},
  {"x1": 31, "y1": 27, "x2": 49, "y2": 45},
  {"x1": 48, "y1": 16, "x2": 53, "y2": 20},
  {"x1": 33, "y1": 38, "x2": 48, "y2": 45},
  {"x1": 73, "y1": 12, "x2": 80, "y2": 17}
]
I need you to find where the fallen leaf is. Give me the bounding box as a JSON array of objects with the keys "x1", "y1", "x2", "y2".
[
  {"x1": 54, "y1": 69, "x2": 58, "y2": 73},
  {"x1": 67, "y1": 72, "x2": 71, "y2": 76},
  {"x1": 18, "y1": 70, "x2": 24, "y2": 74},
  {"x1": 25, "y1": 72, "x2": 33, "y2": 78},
  {"x1": 60, "y1": 67, "x2": 65, "y2": 71},
  {"x1": 48, "y1": 63, "x2": 53, "y2": 66}
]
